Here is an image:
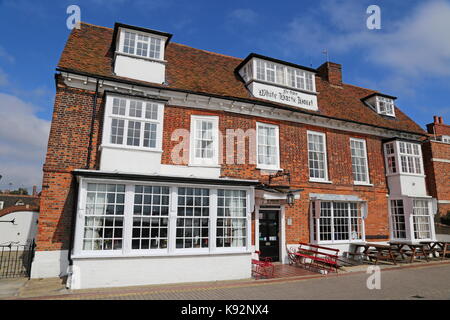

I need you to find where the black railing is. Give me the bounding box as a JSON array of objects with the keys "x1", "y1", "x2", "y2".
[{"x1": 0, "y1": 240, "x2": 35, "y2": 279}]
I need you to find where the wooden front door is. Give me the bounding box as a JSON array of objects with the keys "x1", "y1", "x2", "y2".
[{"x1": 259, "y1": 209, "x2": 280, "y2": 262}]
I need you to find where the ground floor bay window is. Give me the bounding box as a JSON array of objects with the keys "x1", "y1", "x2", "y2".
[
  {"x1": 389, "y1": 197, "x2": 436, "y2": 242},
  {"x1": 73, "y1": 176, "x2": 254, "y2": 257},
  {"x1": 310, "y1": 199, "x2": 366, "y2": 244}
]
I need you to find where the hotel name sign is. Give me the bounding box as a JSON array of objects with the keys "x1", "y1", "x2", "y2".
[{"x1": 249, "y1": 82, "x2": 318, "y2": 111}]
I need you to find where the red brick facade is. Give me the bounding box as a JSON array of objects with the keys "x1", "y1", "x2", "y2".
[
  {"x1": 423, "y1": 117, "x2": 450, "y2": 218},
  {"x1": 36, "y1": 78, "x2": 393, "y2": 252}
]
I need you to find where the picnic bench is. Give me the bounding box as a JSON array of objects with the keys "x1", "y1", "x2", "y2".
[
  {"x1": 419, "y1": 241, "x2": 450, "y2": 260},
  {"x1": 362, "y1": 243, "x2": 398, "y2": 265},
  {"x1": 251, "y1": 251, "x2": 274, "y2": 279},
  {"x1": 389, "y1": 242, "x2": 430, "y2": 263},
  {"x1": 295, "y1": 242, "x2": 339, "y2": 273}
]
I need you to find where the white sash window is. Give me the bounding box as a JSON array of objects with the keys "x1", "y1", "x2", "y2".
[
  {"x1": 350, "y1": 138, "x2": 370, "y2": 184},
  {"x1": 307, "y1": 131, "x2": 329, "y2": 182},
  {"x1": 189, "y1": 115, "x2": 219, "y2": 166},
  {"x1": 256, "y1": 122, "x2": 280, "y2": 170}
]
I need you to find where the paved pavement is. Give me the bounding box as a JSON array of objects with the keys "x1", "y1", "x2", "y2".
[{"x1": 2, "y1": 261, "x2": 449, "y2": 300}]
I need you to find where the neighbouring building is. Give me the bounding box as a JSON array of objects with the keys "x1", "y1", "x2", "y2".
[
  {"x1": 423, "y1": 116, "x2": 450, "y2": 221},
  {"x1": 0, "y1": 192, "x2": 40, "y2": 246},
  {"x1": 32, "y1": 22, "x2": 437, "y2": 289}
]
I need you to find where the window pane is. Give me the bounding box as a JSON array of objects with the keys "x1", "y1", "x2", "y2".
[
  {"x1": 83, "y1": 183, "x2": 125, "y2": 251},
  {"x1": 350, "y1": 139, "x2": 368, "y2": 183},
  {"x1": 110, "y1": 119, "x2": 124, "y2": 144},
  {"x1": 123, "y1": 31, "x2": 136, "y2": 54},
  {"x1": 308, "y1": 133, "x2": 326, "y2": 179},
  {"x1": 390, "y1": 200, "x2": 406, "y2": 239},
  {"x1": 257, "y1": 124, "x2": 278, "y2": 167},
  {"x1": 216, "y1": 190, "x2": 247, "y2": 248},
  {"x1": 132, "y1": 185, "x2": 170, "y2": 250},
  {"x1": 127, "y1": 120, "x2": 141, "y2": 146},
  {"x1": 176, "y1": 188, "x2": 210, "y2": 249}
]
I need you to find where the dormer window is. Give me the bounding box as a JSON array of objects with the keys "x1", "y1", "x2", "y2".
[
  {"x1": 377, "y1": 96, "x2": 395, "y2": 117},
  {"x1": 363, "y1": 93, "x2": 397, "y2": 118},
  {"x1": 122, "y1": 31, "x2": 162, "y2": 60},
  {"x1": 237, "y1": 53, "x2": 318, "y2": 111},
  {"x1": 113, "y1": 23, "x2": 172, "y2": 84},
  {"x1": 254, "y1": 59, "x2": 315, "y2": 93}
]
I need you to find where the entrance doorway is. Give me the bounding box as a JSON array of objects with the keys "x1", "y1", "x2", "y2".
[{"x1": 258, "y1": 208, "x2": 280, "y2": 262}]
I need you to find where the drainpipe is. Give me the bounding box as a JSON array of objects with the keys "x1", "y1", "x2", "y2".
[{"x1": 86, "y1": 79, "x2": 100, "y2": 169}]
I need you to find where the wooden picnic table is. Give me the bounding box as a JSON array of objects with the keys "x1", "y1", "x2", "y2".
[
  {"x1": 362, "y1": 243, "x2": 398, "y2": 265},
  {"x1": 419, "y1": 241, "x2": 450, "y2": 259},
  {"x1": 346, "y1": 243, "x2": 367, "y2": 260},
  {"x1": 389, "y1": 242, "x2": 430, "y2": 263}
]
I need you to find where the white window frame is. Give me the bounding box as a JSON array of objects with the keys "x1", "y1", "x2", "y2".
[
  {"x1": 256, "y1": 122, "x2": 281, "y2": 171},
  {"x1": 189, "y1": 115, "x2": 219, "y2": 167},
  {"x1": 253, "y1": 58, "x2": 316, "y2": 93},
  {"x1": 350, "y1": 138, "x2": 371, "y2": 185},
  {"x1": 73, "y1": 178, "x2": 254, "y2": 258},
  {"x1": 118, "y1": 28, "x2": 166, "y2": 62},
  {"x1": 383, "y1": 141, "x2": 424, "y2": 177},
  {"x1": 311, "y1": 200, "x2": 366, "y2": 244},
  {"x1": 0, "y1": 201, "x2": 3, "y2": 210},
  {"x1": 307, "y1": 131, "x2": 330, "y2": 183},
  {"x1": 388, "y1": 196, "x2": 435, "y2": 242},
  {"x1": 376, "y1": 96, "x2": 395, "y2": 117},
  {"x1": 102, "y1": 94, "x2": 164, "y2": 153}
]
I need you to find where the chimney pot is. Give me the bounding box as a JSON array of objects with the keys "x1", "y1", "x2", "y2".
[
  {"x1": 434, "y1": 115, "x2": 439, "y2": 124},
  {"x1": 439, "y1": 116, "x2": 443, "y2": 124},
  {"x1": 32, "y1": 185, "x2": 37, "y2": 196}
]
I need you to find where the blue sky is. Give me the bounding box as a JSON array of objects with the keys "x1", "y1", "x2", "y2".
[{"x1": 0, "y1": 0, "x2": 449, "y2": 191}]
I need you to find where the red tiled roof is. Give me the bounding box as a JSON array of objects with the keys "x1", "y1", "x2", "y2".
[{"x1": 57, "y1": 22, "x2": 425, "y2": 135}]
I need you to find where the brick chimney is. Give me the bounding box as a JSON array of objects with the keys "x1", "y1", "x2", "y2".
[
  {"x1": 426, "y1": 115, "x2": 449, "y2": 136},
  {"x1": 32, "y1": 185, "x2": 37, "y2": 196},
  {"x1": 317, "y1": 61, "x2": 342, "y2": 86}
]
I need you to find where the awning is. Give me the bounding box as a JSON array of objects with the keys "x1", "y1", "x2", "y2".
[{"x1": 73, "y1": 169, "x2": 260, "y2": 186}]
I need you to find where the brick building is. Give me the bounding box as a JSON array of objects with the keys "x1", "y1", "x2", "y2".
[
  {"x1": 32, "y1": 22, "x2": 437, "y2": 289},
  {"x1": 423, "y1": 116, "x2": 450, "y2": 219}
]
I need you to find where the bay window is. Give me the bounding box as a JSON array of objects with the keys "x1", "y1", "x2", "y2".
[
  {"x1": 256, "y1": 122, "x2": 280, "y2": 170},
  {"x1": 399, "y1": 142, "x2": 422, "y2": 174},
  {"x1": 389, "y1": 197, "x2": 435, "y2": 241},
  {"x1": 104, "y1": 95, "x2": 163, "y2": 151},
  {"x1": 189, "y1": 115, "x2": 219, "y2": 166},
  {"x1": 312, "y1": 201, "x2": 365, "y2": 243},
  {"x1": 76, "y1": 179, "x2": 252, "y2": 256},
  {"x1": 307, "y1": 131, "x2": 329, "y2": 181},
  {"x1": 350, "y1": 138, "x2": 370, "y2": 184}
]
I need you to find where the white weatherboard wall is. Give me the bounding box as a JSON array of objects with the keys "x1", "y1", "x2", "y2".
[
  {"x1": 114, "y1": 54, "x2": 166, "y2": 84},
  {"x1": 0, "y1": 211, "x2": 38, "y2": 245},
  {"x1": 70, "y1": 253, "x2": 251, "y2": 289},
  {"x1": 100, "y1": 147, "x2": 162, "y2": 174},
  {"x1": 31, "y1": 250, "x2": 70, "y2": 278}
]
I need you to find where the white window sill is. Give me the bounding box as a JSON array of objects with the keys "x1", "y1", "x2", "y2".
[
  {"x1": 188, "y1": 163, "x2": 221, "y2": 168},
  {"x1": 353, "y1": 182, "x2": 374, "y2": 187},
  {"x1": 256, "y1": 165, "x2": 282, "y2": 172},
  {"x1": 315, "y1": 240, "x2": 366, "y2": 245},
  {"x1": 100, "y1": 144, "x2": 163, "y2": 153},
  {"x1": 385, "y1": 173, "x2": 425, "y2": 178},
  {"x1": 71, "y1": 249, "x2": 252, "y2": 260},
  {"x1": 309, "y1": 179, "x2": 333, "y2": 184}
]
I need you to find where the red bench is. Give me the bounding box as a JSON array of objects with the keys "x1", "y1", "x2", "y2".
[
  {"x1": 295, "y1": 242, "x2": 339, "y2": 273},
  {"x1": 251, "y1": 251, "x2": 274, "y2": 279}
]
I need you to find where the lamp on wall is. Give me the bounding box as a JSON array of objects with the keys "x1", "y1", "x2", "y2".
[{"x1": 286, "y1": 191, "x2": 295, "y2": 207}]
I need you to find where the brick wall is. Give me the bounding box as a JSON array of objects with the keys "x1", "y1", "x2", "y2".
[
  {"x1": 163, "y1": 105, "x2": 390, "y2": 243},
  {"x1": 36, "y1": 79, "x2": 104, "y2": 251},
  {"x1": 38, "y1": 82, "x2": 392, "y2": 251},
  {"x1": 423, "y1": 140, "x2": 450, "y2": 217}
]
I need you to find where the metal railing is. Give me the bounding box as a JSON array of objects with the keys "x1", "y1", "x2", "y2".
[{"x1": 0, "y1": 240, "x2": 35, "y2": 279}]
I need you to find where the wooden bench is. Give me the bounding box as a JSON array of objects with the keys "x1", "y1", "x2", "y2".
[
  {"x1": 295, "y1": 242, "x2": 340, "y2": 273},
  {"x1": 251, "y1": 251, "x2": 274, "y2": 279}
]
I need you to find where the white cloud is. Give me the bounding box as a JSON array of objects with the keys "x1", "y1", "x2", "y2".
[
  {"x1": 0, "y1": 93, "x2": 50, "y2": 190},
  {"x1": 283, "y1": 0, "x2": 450, "y2": 79},
  {"x1": 228, "y1": 8, "x2": 259, "y2": 25},
  {"x1": 0, "y1": 68, "x2": 8, "y2": 86}
]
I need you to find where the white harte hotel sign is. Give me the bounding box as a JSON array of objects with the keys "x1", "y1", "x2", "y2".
[{"x1": 248, "y1": 81, "x2": 318, "y2": 111}]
